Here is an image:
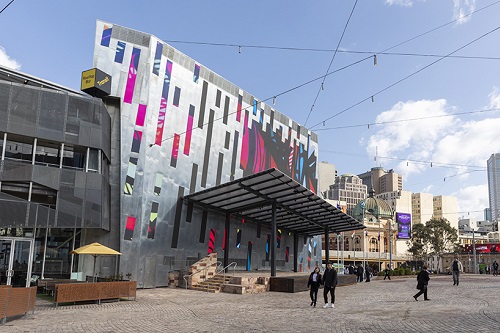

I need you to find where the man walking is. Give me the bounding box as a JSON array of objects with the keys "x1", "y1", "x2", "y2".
[
  {"x1": 384, "y1": 265, "x2": 391, "y2": 280},
  {"x1": 493, "y1": 261, "x2": 499, "y2": 276},
  {"x1": 322, "y1": 262, "x2": 338, "y2": 309},
  {"x1": 451, "y1": 257, "x2": 463, "y2": 286},
  {"x1": 357, "y1": 263, "x2": 364, "y2": 283}
]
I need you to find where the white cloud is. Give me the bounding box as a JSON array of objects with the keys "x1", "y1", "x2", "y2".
[
  {"x1": 385, "y1": 0, "x2": 413, "y2": 7},
  {"x1": 453, "y1": 184, "x2": 488, "y2": 220},
  {"x1": 366, "y1": 99, "x2": 457, "y2": 177},
  {"x1": 488, "y1": 87, "x2": 500, "y2": 109},
  {"x1": 0, "y1": 46, "x2": 21, "y2": 70},
  {"x1": 453, "y1": 0, "x2": 476, "y2": 25}
]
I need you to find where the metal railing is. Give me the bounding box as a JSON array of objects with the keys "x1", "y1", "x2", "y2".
[
  {"x1": 203, "y1": 262, "x2": 238, "y2": 293},
  {"x1": 183, "y1": 261, "x2": 222, "y2": 290}
]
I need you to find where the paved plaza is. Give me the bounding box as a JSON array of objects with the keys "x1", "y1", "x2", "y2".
[{"x1": 3, "y1": 274, "x2": 500, "y2": 332}]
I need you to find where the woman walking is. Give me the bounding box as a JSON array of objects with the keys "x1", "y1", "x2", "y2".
[
  {"x1": 413, "y1": 265, "x2": 430, "y2": 301},
  {"x1": 307, "y1": 266, "x2": 322, "y2": 307}
]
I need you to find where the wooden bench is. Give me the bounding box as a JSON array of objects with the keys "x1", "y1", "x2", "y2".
[
  {"x1": 54, "y1": 281, "x2": 136, "y2": 307},
  {"x1": 38, "y1": 279, "x2": 78, "y2": 295}
]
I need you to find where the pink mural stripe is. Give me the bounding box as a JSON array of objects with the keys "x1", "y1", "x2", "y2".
[
  {"x1": 155, "y1": 60, "x2": 173, "y2": 146},
  {"x1": 136, "y1": 104, "x2": 147, "y2": 126},
  {"x1": 124, "y1": 47, "x2": 141, "y2": 104},
  {"x1": 170, "y1": 133, "x2": 180, "y2": 168},
  {"x1": 184, "y1": 105, "x2": 195, "y2": 155},
  {"x1": 240, "y1": 111, "x2": 249, "y2": 170}
]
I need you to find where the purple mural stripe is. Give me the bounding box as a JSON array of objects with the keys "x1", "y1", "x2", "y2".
[
  {"x1": 184, "y1": 105, "x2": 195, "y2": 156},
  {"x1": 124, "y1": 47, "x2": 141, "y2": 104},
  {"x1": 153, "y1": 41, "x2": 163, "y2": 76},
  {"x1": 101, "y1": 25, "x2": 112, "y2": 47},
  {"x1": 193, "y1": 64, "x2": 200, "y2": 83},
  {"x1": 223, "y1": 96, "x2": 230, "y2": 125},
  {"x1": 114, "y1": 41, "x2": 126, "y2": 63},
  {"x1": 136, "y1": 104, "x2": 147, "y2": 126},
  {"x1": 170, "y1": 186, "x2": 185, "y2": 248},
  {"x1": 131, "y1": 130, "x2": 143, "y2": 153},
  {"x1": 155, "y1": 60, "x2": 172, "y2": 146}
]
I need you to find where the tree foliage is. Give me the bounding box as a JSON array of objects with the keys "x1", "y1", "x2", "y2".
[{"x1": 406, "y1": 217, "x2": 459, "y2": 266}]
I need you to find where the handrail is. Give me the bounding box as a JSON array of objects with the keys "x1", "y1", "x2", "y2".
[
  {"x1": 204, "y1": 262, "x2": 238, "y2": 293},
  {"x1": 183, "y1": 261, "x2": 222, "y2": 290}
]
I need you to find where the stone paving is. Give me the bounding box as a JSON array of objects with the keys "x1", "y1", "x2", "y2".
[{"x1": 3, "y1": 274, "x2": 500, "y2": 332}]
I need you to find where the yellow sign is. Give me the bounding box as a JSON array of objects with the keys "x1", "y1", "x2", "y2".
[{"x1": 81, "y1": 69, "x2": 96, "y2": 90}]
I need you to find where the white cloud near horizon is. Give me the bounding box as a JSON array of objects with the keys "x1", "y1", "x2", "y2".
[
  {"x1": 489, "y1": 86, "x2": 500, "y2": 109},
  {"x1": 0, "y1": 46, "x2": 21, "y2": 70},
  {"x1": 453, "y1": 184, "x2": 488, "y2": 220},
  {"x1": 453, "y1": 0, "x2": 476, "y2": 25},
  {"x1": 385, "y1": 0, "x2": 413, "y2": 7}
]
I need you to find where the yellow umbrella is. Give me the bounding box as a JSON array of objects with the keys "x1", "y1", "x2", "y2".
[{"x1": 70, "y1": 242, "x2": 121, "y2": 281}]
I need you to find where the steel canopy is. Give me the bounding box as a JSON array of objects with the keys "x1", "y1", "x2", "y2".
[{"x1": 183, "y1": 168, "x2": 365, "y2": 237}]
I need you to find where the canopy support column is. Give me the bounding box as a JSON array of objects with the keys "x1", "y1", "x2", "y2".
[
  {"x1": 293, "y1": 233, "x2": 298, "y2": 272},
  {"x1": 224, "y1": 213, "x2": 230, "y2": 271},
  {"x1": 325, "y1": 228, "x2": 330, "y2": 264},
  {"x1": 271, "y1": 200, "x2": 277, "y2": 277}
]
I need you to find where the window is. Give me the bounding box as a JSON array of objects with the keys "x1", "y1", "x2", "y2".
[
  {"x1": 88, "y1": 148, "x2": 99, "y2": 172},
  {"x1": 62, "y1": 145, "x2": 86, "y2": 170},
  {"x1": 35, "y1": 140, "x2": 60, "y2": 167},
  {"x1": 4, "y1": 135, "x2": 33, "y2": 163}
]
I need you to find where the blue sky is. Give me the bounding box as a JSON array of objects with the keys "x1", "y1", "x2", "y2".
[{"x1": 1, "y1": 0, "x2": 499, "y2": 220}]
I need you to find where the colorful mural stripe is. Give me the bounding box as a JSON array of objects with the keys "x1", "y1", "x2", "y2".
[
  {"x1": 170, "y1": 133, "x2": 180, "y2": 168},
  {"x1": 253, "y1": 99, "x2": 257, "y2": 116},
  {"x1": 123, "y1": 216, "x2": 136, "y2": 240},
  {"x1": 136, "y1": 104, "x2": 147, "y2": 126},
  {"x1": 236, "y1": 94, "x2": 242, "y2": 122},
  {"x1": 265, "y1": 234, "x2": 270, "y2": 261},
  {"x1": 147, "y1": 202, "x2": 159, "y2": 239},
  {"x1": 155, "y1": 60, "x2": 172, "y2": 146},
  {"x1": 114, "y1": 41, "x2": 126, "y2": 63},
  {"x1": 123, "y1": 157, "x2": 138, "y2": 195},
  {"x1": 308, "y1": 242, "x2": 312, "y2": 270},
  {"x1": 193, "y1": 64, "x2": 200, "y2": 83},
  {"x1": 277, "y1": 229, "x2": 282, "y2": 248},
  {"x1": 208, "y1": 229, "x2": 216, "y2": 254},
  {"x1": 131, "y1": 130, "x2": 142, "y2": 153},
  {"x1": 183, "y1": 105, "x2": 195, "y2": 156},
  {"x1": 101, "y1": 25, "x2": 112, "y2": 47},
  {"x1": 285, "y1": 246, "x2": 290, "y2": 263},
  {"x1": 313, "y1": 240, "x2": 317, "y2": 256},
  {"x1": 124, "y1": 47, "x2": 141, "y2": 104},
  {"x1": 247, "y1": 241, "x2": 252, "y2": 270},
  {"x1": 236, "y1": 229, "x2": 242, "y2": 248},
  {"x1": 154, "y1": 173, "x2": 162, "y2": 195},
  {"x1": 153, "y1": 41, "x2": 163, "y2": 76}
]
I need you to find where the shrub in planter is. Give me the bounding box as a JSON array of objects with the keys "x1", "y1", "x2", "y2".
[
  {"x1": 392, "y1": 269, "x2": 399, "y2": 276},
  {"x1": 405, "y1": 268, "x2": 412, "y2": 275}
]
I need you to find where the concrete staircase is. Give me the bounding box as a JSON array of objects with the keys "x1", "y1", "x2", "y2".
[{"x1": 191, "y1": 274, "x2": 232, "y2": 293}]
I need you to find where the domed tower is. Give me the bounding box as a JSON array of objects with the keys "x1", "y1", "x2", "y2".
[{"x1": 349, "y1": 188, "x2": 397, "y2": 271}]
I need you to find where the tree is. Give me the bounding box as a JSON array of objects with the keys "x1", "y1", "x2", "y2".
[
  {"x1": 425, "y1": 217, "x2": 459, "y2": 272},
  {"x1": 406, "y1": 222, "x2": 430, "y2": 262}
]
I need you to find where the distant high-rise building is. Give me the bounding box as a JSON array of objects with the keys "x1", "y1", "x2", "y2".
[
  {"x1": 411, "y1": 193, "x2": 434, "y2": 225},
  {"x1": 318, "y1": 162, "x2": 337, "y2": 198},
  {"x1": 433, "y1": 195, "x2": 458, "y2": 230},
  {"x1": 358, "y1": 167, "x2": 402, "y2": 195},
  {"x1": 327, "y1": 174, "x2": 367, "y2": 216},
  {"x1": 487, "y1": 153, "x2": 500, "y2": 230}
]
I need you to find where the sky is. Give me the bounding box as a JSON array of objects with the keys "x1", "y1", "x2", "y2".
[{"x1": 1, "y1": 0, "x2": 500, "y2": 221}]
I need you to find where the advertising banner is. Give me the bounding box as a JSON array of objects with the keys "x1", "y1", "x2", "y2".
[{"x1": 397, "y1": 212, "x2": 411, "y2": 239}]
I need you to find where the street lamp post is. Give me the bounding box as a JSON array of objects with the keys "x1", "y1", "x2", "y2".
[
  {"x1": 472, "y1": 229, "x2": 477, "y2": 274},
  {"x1": 378, "y1": 219, "x2": 381, "y2": 272},
  {"x1": 389, "y1": 216, "x2": 393, "y2": 270}
]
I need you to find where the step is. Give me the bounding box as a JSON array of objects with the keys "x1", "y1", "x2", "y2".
[{"x1": 191, "y1": 286, "x2": 219, "y2": 293}]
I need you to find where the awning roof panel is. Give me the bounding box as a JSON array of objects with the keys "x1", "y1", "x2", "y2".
[{"x1": 183, "y1": 168, "x2": 365, "y2": 236}]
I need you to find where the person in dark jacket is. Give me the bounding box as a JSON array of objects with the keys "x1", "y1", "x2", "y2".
[
  {"x1": 413, "y1": 265, "x2": 430, "y2": 301},
  {"x1": 322, "y1": 262, "x2": 338, "y2": 308},
  {"x1": 357, "y1": 264, "x2": 364, "y2": 282},
  {"x1": 365, "y1": 265, "x2": 371, "y2": 282},
  {"x1": 307, "y1": 266, "x2": 322, "y2": 307},
  {"x1": 384, "y1": 266, "x2": 391, "y2": 280}
]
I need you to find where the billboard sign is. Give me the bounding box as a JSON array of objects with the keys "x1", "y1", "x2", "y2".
[{"x1": 397, "y1": 212, "x2": 411, "y2": 239}]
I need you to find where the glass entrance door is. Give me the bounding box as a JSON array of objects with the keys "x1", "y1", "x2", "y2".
[{"x1": 0, "y1": 237, "x2": 34, "y2": 287}]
